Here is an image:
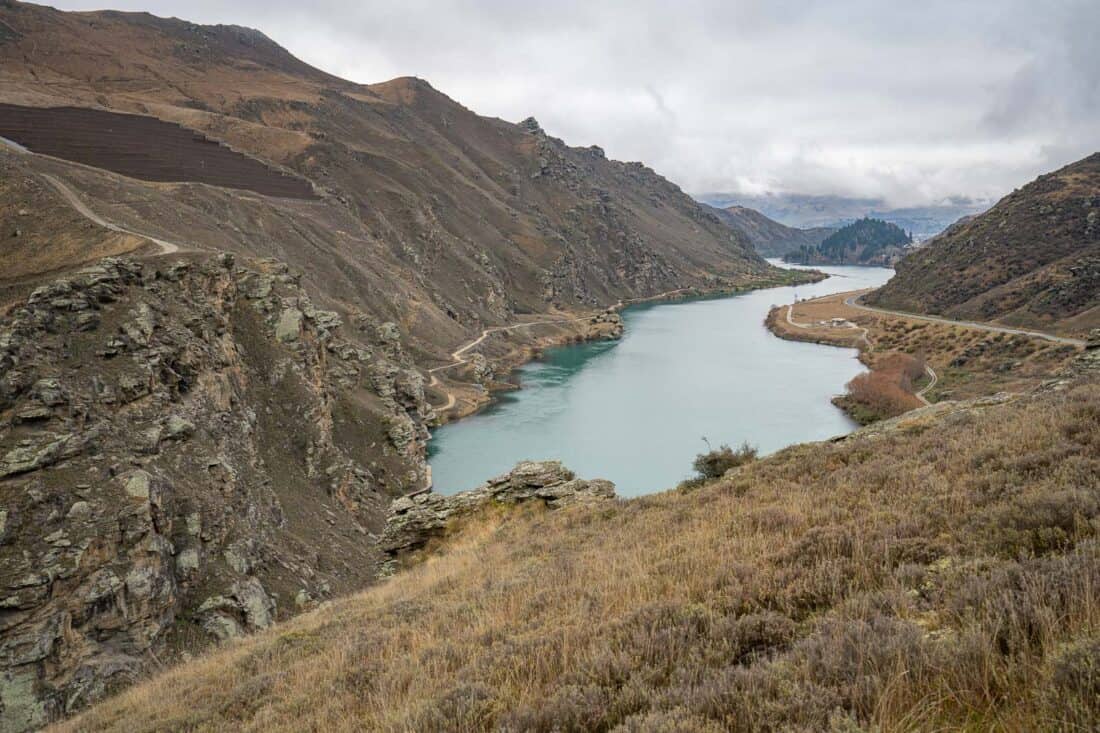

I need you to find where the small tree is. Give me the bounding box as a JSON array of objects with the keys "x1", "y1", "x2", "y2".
[{"x1": 692, "y1": 440, "x2": 758, "y2": 480}]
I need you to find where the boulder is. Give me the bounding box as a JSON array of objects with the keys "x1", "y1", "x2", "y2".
[
  {"x1": 274, "y1": 307, "x2": 303, "y2": 342},
  {"x1": 381, "y1": 461, "x2": 615, "y2": 556}
]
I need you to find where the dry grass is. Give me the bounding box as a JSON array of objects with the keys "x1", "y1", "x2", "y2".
[
  {"x1": 59, "y1": 381, "x2": 1100, "y2": 732},
  {"x1": 770, "y1": 290, "x2": 1080, "y2": 409}
]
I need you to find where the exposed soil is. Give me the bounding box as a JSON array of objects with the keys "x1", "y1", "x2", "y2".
[{"x1": 0, "y1": 104, "x2": 317, "y2": 199}]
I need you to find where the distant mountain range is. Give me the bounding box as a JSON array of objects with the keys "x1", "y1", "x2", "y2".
[{"x1": 697, "y1": 192, "x2": 991, "y2": 240}]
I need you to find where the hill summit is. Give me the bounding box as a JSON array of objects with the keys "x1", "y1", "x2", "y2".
[{"x1": 783, "y1": 217, "x2": 912, "y2": 266}]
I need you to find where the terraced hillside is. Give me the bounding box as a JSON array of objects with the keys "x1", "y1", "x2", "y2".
[
  {"x1": 0, "y1": 104, "x2": 317, "y2": 199},
  {"x1": 868, "y1": 153, "x2": 1100, "y2": 336}
]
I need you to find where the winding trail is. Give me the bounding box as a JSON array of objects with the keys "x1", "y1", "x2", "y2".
[
  {"x1": 915, "y1": 364, "x2": 938, "y2": 405},
  {"x1": 787, "y1": 288, "x2": 1085, "y2": 406},
  {"x1": 40, "y1": 174, "x2": 186, "y2": 256},
  {"x1": 4, "y1": 135, "x2": 189, "y2": 257},
  {"x1": 844, "y1": 292, "x2": 1086, "y2": 347},
  {"x1": 784, "y1": 301, "x2": 934, "y2": 404},
  {"x1": 425, "y1": 286, "x2": 699, "y2": 413},
  {"x1": 425, "y1": 315, "x2": 597, "y2": 414}
]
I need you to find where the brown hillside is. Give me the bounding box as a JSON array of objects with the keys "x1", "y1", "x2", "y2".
[
  {"x1": 709, "y1": 204, "x2": 834, "y2": 257},
  {"x1": 0, "y1": 104, "x2": 317, "y2": 199},
  {"x1": 0, "y1": 2, "x2": 817, "y2": 726},
  {"x1": 0, "y1": 0, "x2": 787, "y2": 361},
  {"x1": 868, "y1": 153, "x2": 1100, "y2": 336}
]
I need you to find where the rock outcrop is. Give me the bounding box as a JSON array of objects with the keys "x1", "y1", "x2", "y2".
[
  {"x1": 0, "y1": 255, "x2": 433, "y2": 730},
  {"x1": 381, "y1": 461, "x2": 615, "y2": 557}
]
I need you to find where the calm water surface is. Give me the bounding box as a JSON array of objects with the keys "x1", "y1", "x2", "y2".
[{"x1": 428, "y1": 262, "x2": 894, "y2": 496}]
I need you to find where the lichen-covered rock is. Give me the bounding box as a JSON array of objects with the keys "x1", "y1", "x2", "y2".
[
  {"x1": 380, "y1": 461, "x2": 615, "y2": 556},
  {"x1": 274, "y1": 307, "x2": 303, "y2": 342},
  {"x1": 466, "y1": 353, "x2": 494, "y2": 384},
  {"x1": 197, "y1": 578, "x2": 276, "y2": 640},
  {"x1": 0, "y1": 255, "x2": 433, "y2": 730}
]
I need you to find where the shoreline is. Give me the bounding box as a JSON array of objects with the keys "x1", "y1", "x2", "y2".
[
  {"x1": 424, "y1": 267, "x2": 826, "y2": 428},
  {"x1": 764, "y1": 291, "x2": 927, "y2": 424},
  {"x1": 764, "y1": 287, "x2": 1082, "y2": 425}
]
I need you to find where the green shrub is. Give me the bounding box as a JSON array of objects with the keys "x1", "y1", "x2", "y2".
[{"x1": 692, "y1": 442, "x2": 758, "y2": 480}]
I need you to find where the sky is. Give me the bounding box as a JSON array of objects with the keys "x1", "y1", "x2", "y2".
[{"x1": 54, "y1": 0, "x2": 1100, "y2": 207}]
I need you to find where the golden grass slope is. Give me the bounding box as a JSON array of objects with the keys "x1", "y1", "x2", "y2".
[{"x1": 59, "y1": 379, "x2": 1100, "y2": 732}]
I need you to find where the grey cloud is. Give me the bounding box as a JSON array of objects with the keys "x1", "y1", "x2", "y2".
[{"x1": 53, "y1": 0, "x2": 1100, "y2": 206}]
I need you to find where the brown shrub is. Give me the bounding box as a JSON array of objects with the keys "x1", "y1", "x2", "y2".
[{"x1": 1048, "y1": 638, "x2": 1100, "y2": 729}]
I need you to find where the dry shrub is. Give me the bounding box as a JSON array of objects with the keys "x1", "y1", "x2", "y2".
[
  {"x1": 1047, "y1": 638, "x2": 1100, "y2": 729},
  {"x1": 841, "y1": 351, "x2": 926, "y2": 422},
  {"x1": 692, "y1": 442, "x2": 757, "y2": 480}
]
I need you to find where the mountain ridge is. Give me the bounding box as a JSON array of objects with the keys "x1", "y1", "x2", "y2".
[
  {"x1": 706, "y1": 204, "x2": 835, "y2": 257},
  {"x1": 0, "y1": 3, "x2": 812, "y2": 727},
  {"x1": 699, "y1": 191, "x2": 990, "y2": 239},
  {"x1": 867, "y1": 152, "x2": 1100, "y2": 336}
]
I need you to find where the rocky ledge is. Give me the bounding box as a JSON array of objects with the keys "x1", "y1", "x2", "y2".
[{"x1": 380, "y1": 461, "x2": 615, "y2": 557}]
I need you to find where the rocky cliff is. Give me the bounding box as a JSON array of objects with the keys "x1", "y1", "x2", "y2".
[
  {"x1": 0, "y1": 254, "x2": 435, "y2": 728},
  {"x1": 381, "y1": 461, "x2": 615, "y2": 561}
]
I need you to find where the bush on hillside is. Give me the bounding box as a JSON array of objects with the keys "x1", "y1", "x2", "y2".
[{"x1": 693, "y1": 442, "x2": 758, "y2": 480}]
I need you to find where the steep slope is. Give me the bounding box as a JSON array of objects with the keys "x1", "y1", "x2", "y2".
[
  {"x1": 0, "y1": 254, "x2": 439, "y2": 728},
  {"x1": 0, "y1": 0, "x2": 771, "y2": 335},
  {"x1": 868, "y1": 154, "x2": 1100, "y2": 335},
  {"x1": 707, "y1": 204, "x2": 834, "y2": 257},
  {"x1": 784, "y1": 217, "x2": 912, "y2": 266},
  {"x1": 58, "y1": 372, "x2": 1100, "y2": 732},
  {"x1": 0, "y1": 2, "x2": 814, "y2": 726}
]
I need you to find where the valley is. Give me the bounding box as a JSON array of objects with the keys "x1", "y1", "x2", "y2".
[
  {"x1": 0, "y1": 1, "x2": 1097, "y2": 731},
  {"x1": 429, "y1": 264, "x2": 893, "y2": 495}
]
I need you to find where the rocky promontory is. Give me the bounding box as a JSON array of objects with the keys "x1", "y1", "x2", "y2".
[
  {"x1": 0, "y1": 254, "x2": 434, "y2": 730},
  {"x1": 381, "y1": 461, "x2": 615, "y2": 559}
]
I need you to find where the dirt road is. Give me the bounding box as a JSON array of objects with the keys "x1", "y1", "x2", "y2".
[
  {"x1": 40, "y1": 173, "x2": 185, "y2": 256},
  {"x1": 844, "y1": 293, "x2": 1085, "y2": 347}
]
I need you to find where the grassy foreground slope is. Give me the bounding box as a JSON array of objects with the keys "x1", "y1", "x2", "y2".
[{"x1": 62, "y1": 380, "x2": 1100, "y2": 732}]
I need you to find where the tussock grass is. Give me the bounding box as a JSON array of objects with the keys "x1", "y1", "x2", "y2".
[{"x1": 60, "y1": 382, "x2": 1100, "y2": 732}]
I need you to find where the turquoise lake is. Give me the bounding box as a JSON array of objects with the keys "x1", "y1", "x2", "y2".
[{"x1": 428, "y1": 263, "x2": 894, "y2": 497}]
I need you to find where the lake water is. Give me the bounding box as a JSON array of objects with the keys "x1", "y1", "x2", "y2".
[{"x1": 428, "y1": 262, "x2": 894, "y2": 497}]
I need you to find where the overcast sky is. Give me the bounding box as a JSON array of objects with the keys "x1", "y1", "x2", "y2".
[{"x1": 55, "y1": 0, "x2": 1100, "y2": 206}]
